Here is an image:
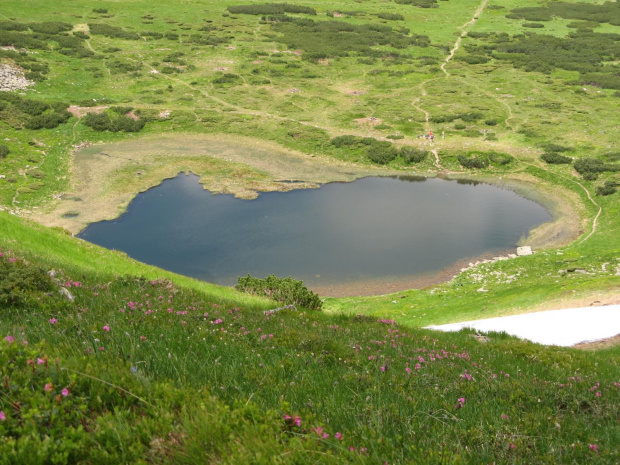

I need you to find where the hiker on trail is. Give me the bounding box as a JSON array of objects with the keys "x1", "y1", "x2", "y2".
[
  {"x1": 441, "y1": 130, "x2": 445, "y2": 140},
  {"x1": 428, "y1": 130, "x2": 434, "y2": 142}
]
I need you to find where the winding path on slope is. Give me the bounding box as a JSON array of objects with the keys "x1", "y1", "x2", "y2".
[{"x1": 411, "y1": 0, "x2": 490, "y2": 170}]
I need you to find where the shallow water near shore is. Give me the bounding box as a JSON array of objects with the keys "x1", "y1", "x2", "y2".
[{"x1": 78, "y1": 174, "x2": 551, "y2": 295}]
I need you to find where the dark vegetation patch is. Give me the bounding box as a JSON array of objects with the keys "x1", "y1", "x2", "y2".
[
  {"x1": 268, "y1": 18, "x2": 429, "y2": 60},
  {"x1": 236, "y1": 274, "x2": 322, "y2": 310},
  {"x1": 0, "y1": 93, "x2": 71, "y2": 129},
  {"x1": 466, "y1": 29, "x2": 620, "y2": 90},
  {"x1": 595, "y1": 180, "x2": 619, "y2": 196},
  {"x1": 0, "y1": 21, "x2": 93, "y2": 63},
  {"x1": 0, "y1": 254, "x2": 55, "y2": 308},
  {"x1": 430, "y1": 111, "x2": 484, "y2": 123},
  {"x1": 457, "y1": 151, "x2": 514, "y2": 169},
  {"x1": 227, "y1": 3, "x2": 317, "y2": 16},
  {"x1": 88, "y1": 23, "x2": 140, "y2": 40},
  {"x1": 541, "y1": 153, "x2": 572, "y2": 165},
  {"x1": 376, "y1": 13, "x2": 405, "y2": 21},
  {"x1": 507, "y1": 2, "x2": 620, "y2": 26},
  {"x1": 393, "y1": 0, "x2": 439, "y2": 8},
  {"x1": 573, "y1": 158, "x2": 620, "y2": 178},
  {"x1": 330, "y1": 135, "x2": 429, "y2": 165},
  {"x1": 82, "y1": 112, "x2": 146, "y2": 133}
]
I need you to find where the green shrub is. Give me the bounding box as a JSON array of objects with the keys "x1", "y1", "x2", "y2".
[
  {"x1": 82, "y1": 112, "x2": 145, "y2": 132},
  {"x1": 377, "y1": 13, "x2": 404, "y2": 21},
  {"x1": 0, "y1": 255, "x2": 55, "y2": 308},
  {"x1": 400, "y1": 146, "x2": 428, "y2": 164},
  {"x1": 541, "y1": 152, "x2": 572, "y2": 164},
  {"x1": 485, "y1": 119, "x2": 498, "y2": 126},
  {"x1": 25, "y1": 110, "x2": 71, "y2": 129},
  {"x1": 367, "y1": 141, "x2": 398, "y2": 164},
  {"x1": 523, "y1": 22, "x2": 545, "y2": 28},
  {"x1": 28, "y1": 21, "x2": 73, "y2": 35},
  {"x1": 574, "y1": 158, "x2": 620, "y2": 174},
  {"x1": 596, "y1": 182, "x2": 618, "y2": 196},
  {"x1": 236, "y1": 274, "x2": 322, "y2": 310},
  {"x1": 0, "y1": 145, "x2": 9, "y2": 159},
  {"x1": 458, "y1": 154, "x2": 488, "y2": 169},
  {"x1": 228, "y1": 3, "x2": 317, "y2": 15},
  {"x1": 581, "y1": 172, "x2": 598, "y2": 181},
  {"x1": 88, "y1": 23, "x2": 140, "y2": 40},
  {"x1": 489, "y1": 152, "x2": 513, "y2": 165}
]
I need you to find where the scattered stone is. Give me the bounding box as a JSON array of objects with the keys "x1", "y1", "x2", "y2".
[
  {"x1": 477, "y1": 287, "x2": 488, "y2": 293},
  {"x1": 47, "y1": 269, "x2": 57, "y2": 278},
  {"x1": 471, "y1": 334, "x2": 491, "y2": 343},
  {"x1": 0, "y1": 64, "x2": 35, "y2": 92},
  {"x1": 516, "y1": 246, "x2": 533, "y2": 256},
  {"x1": 263, "y1": 304, "x2": 296, "y2": 315},
  {"x1": 59, "y1": 287, "x2": 74, "y2": 302}
]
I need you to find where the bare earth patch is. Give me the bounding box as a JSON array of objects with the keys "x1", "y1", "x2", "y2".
[
  {"x1": 30, "y1": 134, "x2": 380, "y2": 234},
  {"x1": 67, "y1": 105, "x2": 108, "y2": 118},
  {"x1": 355, "y1": 116, "x2": 382, "y2": 126}
]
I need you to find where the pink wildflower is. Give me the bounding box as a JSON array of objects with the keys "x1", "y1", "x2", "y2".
[
  {"x1": 415, "y1": 363, "x2": 421, "y2": 370},
  {"x1": 103, "y1": 325, "x2": 110, "y2": 332},
  {"x1": 49, "y1": 318, "x2": 57, "y2": 325},
  {"x1": 595, "y1": 392, "x2": 601, "y2": 397},
  {"x1": 5, "y1": 335, "x2": 15, "y2": 344},
  {"x1": 44, "y1": 383, "x2": 53, "y2": 392},
  {"x1": 293, "y1": 416, "x2": 301, "y2": 427},
  {"x1": 406, "y1": 367, "x2": 412, "y2": 374},
  {"x1": 380, "y1": 366, "x2": 386, "y2": 372},
  {"x1": 368, "y1": 356, "x2": 375, "y2": 360},
  {"x1": 0, "y1": 411, "x2": 5, "y2": 421},
  {"x1": 140, "y1": 336, "x2": 147, "y2": 341},
  {"x1": 501, "y1": 414, "x2": 509, "y2": 420},
  {"x1": 589, "y1": 444, "x2": 598, "y2": 453},
  {"x1": 461, "y1": 373, "x2": 472, "y2": 381},
  {"x1": 99, "y1": 346, "x2": 105, "y2": 351},
  {"x1": 509, "y1": 443, "x2": 516, "y2": 450},
  {"x1": 261, "y1": 334, "x2": 267, "y2": 340},
  {"x1": 37, "y1": 358, "x2": 45, "y2": 365},
  {"x1": 335, "y1": 432, "x2": 343, "y2": 441},
  {"x1": 61, "y1": 388, "x2": 69, "y2": 397}
]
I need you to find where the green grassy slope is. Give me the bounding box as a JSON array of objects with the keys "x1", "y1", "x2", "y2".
[{"x1": 1, "y1": 214, "x2": 619, "y2": 463}]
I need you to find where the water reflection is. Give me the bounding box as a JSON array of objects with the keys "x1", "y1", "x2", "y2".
[{"x1": 78, "y1": 174, "x2": 551, "y2": 290}]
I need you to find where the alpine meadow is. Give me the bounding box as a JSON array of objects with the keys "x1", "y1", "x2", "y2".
[{"x1": 0, "y1": 0, "x2": 619, "y2": 463}]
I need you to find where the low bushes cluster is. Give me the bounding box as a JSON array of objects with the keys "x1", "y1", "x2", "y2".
[
  {"x1": 541, "y1": 152, "x2": 572, "y2": 164},
  {"x1": 82, "y1": 112, "x2": 145, "y2": 132},
  {"x1": 400, "y1": 146, "x2": 428, "y2": 164},
  {"x1": 0, "y1": 254, "x2": 55, "y2": 308},
  {"x1": 0, "y1": 145, "x2": 9, "y2": 159},
  {"x1": 88, "y1": 23, "x2": 140, "y2": 40},
  {"x1": 331, "y1": 136, "x2": 431, "y2": 165},
  {"x1": 228, "y1": 3, "x2": 317, "y2": 15},
  {"x1": 270, "y1": 18, "x2": 430, "y2": 60},
  {"x1": 596, "y1": 181, "x2": 619, "y2": 196},
  {"x1": 574, "y1": 158, "x2": 620, "y2": 175},
  {"x1": 376, "y1": 13, "x2": 404, "y2": 21},
  {"x1": 0, "y1": 94, "x2": 71, "y2": 129},
  {"x1": 430, "y1": 111, "x2": 483, "y2": 123},
  {"x1": 236, "y1": 274, "x2": 322, "y2": 310},
  {"x1": 457, "y1": 151, "x2": 513, "y2": 169},
  {"x1": 394, "y1": 0, "x2": 438, "y2": 8}
]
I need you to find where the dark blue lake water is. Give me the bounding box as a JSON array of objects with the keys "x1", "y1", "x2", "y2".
[{"x1": 78, "y1": 174, "x2": 551, "y2": 294}]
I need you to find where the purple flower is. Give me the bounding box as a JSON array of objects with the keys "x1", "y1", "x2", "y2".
[
  {"x1": 49, "y1": 318, "x2": 57, "y2": 325},
  {"x1": 61, "y1": 388, "x2": 69, "y2": 397},
  {"x1": 0, "y1": 411, "x2": 5, "y2": 421}
]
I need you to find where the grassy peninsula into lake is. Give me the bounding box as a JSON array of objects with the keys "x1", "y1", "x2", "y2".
[{"x1": 0, "y1": 0, "x2": 619, "y2": 462}]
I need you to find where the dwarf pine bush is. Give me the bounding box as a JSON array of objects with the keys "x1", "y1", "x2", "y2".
[{"x1": 236, "y1": 274, "x2": 322, "y2": 310}]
